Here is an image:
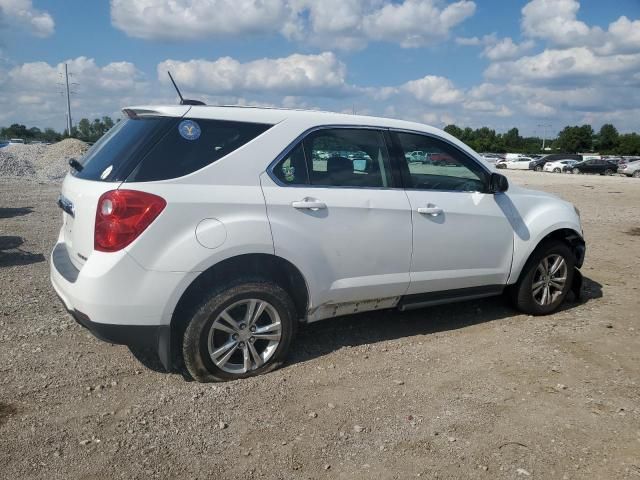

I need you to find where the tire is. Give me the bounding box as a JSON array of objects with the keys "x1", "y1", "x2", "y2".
[
  {"x1": 509, "y1": 240, "x2": 575, "y2": 315},
  {"x1": 633, "y1": 171, "x2": 640, "y2": 178},
  {"x1": 534, "y1": 166, "x2": 543, "y2": 172},
  {"x1": 553, "y1": 168, "x2": 561, "y2": 173},
  {"x1": 572, "y1": 168, "x2": 580, "y2": 174},
  {"x1": 182, "y1": 280, "x2": 297, "y2": 382},
  {"x1": 496, "y1": 163, "x2": 506, "y2": 169},
  {"x1": 604, "y1": 168, "x2": 613, "y2": 176}
]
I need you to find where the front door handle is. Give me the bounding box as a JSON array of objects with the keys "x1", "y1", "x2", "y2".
[
  {"x1": 417, "y1": 206, "x2": 443, "y2": 216},
  {"x1": 291, "y1": 199, "x2": 327, "y2": 211}
]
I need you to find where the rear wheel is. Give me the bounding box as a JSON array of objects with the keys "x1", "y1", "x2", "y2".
[
  {"x1": 510, "y1": 240, "x2": 575, "y2": 315},
  {"x1": 182, "y1": 281, "x2": 297, "y2": 382},
  {"x1": 604, "y1": 168, "x2": 614, "y2": 176},
  {"x1": 633, "y1": 171, "x2": 640, "y2": 178},
  {"x1": 535, "y1": 165, "x2": 543, "y2": 172},
  {"x1": 572, "y1": 167, "x2": 580, "y2": 174},
  {"x1": 553, "y1": 167, "x2": 561, "y2": 173}
]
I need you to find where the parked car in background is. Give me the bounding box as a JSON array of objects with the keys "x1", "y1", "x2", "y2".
[
  {"x1": 480, "y1": 153, "x2": 504, "y2": 164},
  {"x1": 618, "y1": 160, "x2": 640, "y2": 178},
  {"x1": 49, "y1": 105, "x2": 585, "y2": 382},
  {"x1": 497, "y1": 156, "x2": 534, "y2": 170},
  {"x1": 406, "y1": 150, "x2": 427, "y2": 163},
  {"x1": 543, "y1": 159, "x2": 579, "y2": 173},
  {"x1": 570, "y1": 158, "x2": 618, "y2": 175},
  {"x1": 529, "y1": 154, "x2": 582, "y2": 172},
  {"x1": 8, "y1": 138, "x2": 25, "y2": 145}
]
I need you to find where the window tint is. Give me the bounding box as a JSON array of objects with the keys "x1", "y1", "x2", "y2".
[
  {"x1": 74, "y1": 117, "x2": 176, "y2": 182},
  {"x1": 128, "y1": 119, "x2": 271, "y2": 182},
  {"x1": 273, "y1": 143, "x2": 309, "y2": 185},
  {"x1": 394, "y1": 132, "x2": 488, "y2": 192},
  {"x1": 303, "y1": 129, "x2": 391, "y2": 187}
]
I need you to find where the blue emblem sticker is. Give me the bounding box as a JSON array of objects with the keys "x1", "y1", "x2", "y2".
[{"x1": 178, "y1": 119, "x2": 201, "y2": 141}]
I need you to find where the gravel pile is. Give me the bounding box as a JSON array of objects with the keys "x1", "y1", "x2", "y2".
[
  {"x1": 0, "y1": 139, "x2": 89, "y2": 181},
  {"x1": 0, "y1": 151, "x2": 36, "y2": 177}
]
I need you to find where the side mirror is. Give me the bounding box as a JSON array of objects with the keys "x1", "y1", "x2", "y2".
[{"x1": 489, "y1": 172, "x2": 509, "y2": 193}]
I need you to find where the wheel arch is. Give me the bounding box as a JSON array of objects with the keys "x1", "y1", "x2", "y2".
[
  {"x1": 509, "y1": 226, "x2": 585, "y2": 284},
  {"x1": 168, "y1": 253, "x2": 309, "y2": 369}
]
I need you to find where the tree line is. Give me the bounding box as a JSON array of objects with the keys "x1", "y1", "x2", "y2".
[
  {"x1": 444, "y1": 123, "x2": 640, "y2": 155},
  {"x1": 1, "y1": 116, "x2": 119, "y2": 144},
  {"x1": 3, "y1": 118, "x2": 639, "y2": 155}
]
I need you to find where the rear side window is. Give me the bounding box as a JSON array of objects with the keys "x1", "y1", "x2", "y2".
[
  {"x1": 74, "y1": 117, "x2": 271, "y2": 182},
  {"x1": 303, "y1": 129, "x2": 392, "y2": 187},
  {"x1": 128, "y1": 118, "x2": 272, "y2": 182}
]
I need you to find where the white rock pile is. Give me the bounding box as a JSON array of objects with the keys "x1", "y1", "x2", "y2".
[{"x1": 0, "y1": 139, "x2": 89, "y2": 182}]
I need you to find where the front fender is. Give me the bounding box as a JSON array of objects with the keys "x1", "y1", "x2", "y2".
[{"x1": 506, "y1": 190, "x2": 583, "y2": 284}]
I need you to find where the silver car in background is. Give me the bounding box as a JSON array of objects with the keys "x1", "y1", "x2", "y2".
[{"x1": 618, "y1": 160, "x2": 640, "y2": 177}]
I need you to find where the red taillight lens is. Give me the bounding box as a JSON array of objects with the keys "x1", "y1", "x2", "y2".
[{"x1": 94, "y1": 190, "x2": 166, "y2": 252}]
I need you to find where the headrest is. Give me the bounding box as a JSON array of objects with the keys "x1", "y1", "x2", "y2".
[{"x1": 326, "y1": 156, "x2": 352, "y2": 174}]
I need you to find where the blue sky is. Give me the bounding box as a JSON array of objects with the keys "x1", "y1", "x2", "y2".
[{"x1": 1, "y1": 0, "x2": 639, "y2": 136}]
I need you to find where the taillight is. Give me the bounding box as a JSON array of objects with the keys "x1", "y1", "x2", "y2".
[{"x1": 95, "y1": 190, "x2": 166, "y2": 252}]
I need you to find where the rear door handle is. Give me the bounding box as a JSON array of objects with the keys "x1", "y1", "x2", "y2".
[
  {"x1": 291, "y1": 199, "x2": 326, "y2": 210},
  {"x1": 417, "y1": 206, "x2": 443, "y2": 216}
]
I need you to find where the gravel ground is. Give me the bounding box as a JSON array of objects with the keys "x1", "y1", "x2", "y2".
[{"x1": 0, "y1": 170, "x2": 639, "y2": 479}]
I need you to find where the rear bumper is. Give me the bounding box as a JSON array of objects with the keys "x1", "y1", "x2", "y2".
[
  {"x1": 69, "y1": 308, "x2": 169, "y2": 355},
  {"x1": 49, "y1": 236, "x2": 196, "y2": 371}
]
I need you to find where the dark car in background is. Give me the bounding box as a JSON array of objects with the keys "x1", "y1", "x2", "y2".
[
  {"x1": 529, "y1": 154, "x2": 582, "y2": 172},
  {"x1": 569, "y1": 158, "x2": 618, "y2": 175}
]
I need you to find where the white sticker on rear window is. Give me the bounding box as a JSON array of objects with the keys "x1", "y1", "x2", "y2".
[
  {"x1": 178, "y1": 120, "x2": 201, "y2": 141},
  {"x1": 100, "y1": 165, "x2": 113, "y2": 180}
]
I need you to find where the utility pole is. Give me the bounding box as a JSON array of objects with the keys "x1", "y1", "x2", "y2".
[
  {"x1": 64, "y1": 63, "x2": 72, "y2": 136},
  {"x1": 537, "y1": 123, "x2": 551, "y2": 151}
]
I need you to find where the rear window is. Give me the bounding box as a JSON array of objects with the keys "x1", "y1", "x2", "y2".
[{"x1": 74, "y1": 117, "x2": 272, "y2": 182}]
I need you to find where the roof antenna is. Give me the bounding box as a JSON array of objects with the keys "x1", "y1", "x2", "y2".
[{"x1": 167, "y1": 71, "x2": 206, "y2": 106}]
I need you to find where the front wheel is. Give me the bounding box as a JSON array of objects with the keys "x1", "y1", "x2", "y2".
[
  {"x1": 182, "y1": 281, "x2": 297, "y2": 382},
  {"x1": 510, "y1": 240, "x2": 575, "y2": 315},
  {"x1": 553, "y1": 168, "x2": 561, "y2": 173},
  {"x1": 604, "y1": 168, "x2": 614, "y2": 176},
  {"x1": 632, "y1": 171, "x2": 640, "y2": 178},
  {"x1": 535, "y1": 165, "x2": 543, "y2": 172},
  {"x1": 572, "y1": 168, "x2": 580, "y2": 174}
]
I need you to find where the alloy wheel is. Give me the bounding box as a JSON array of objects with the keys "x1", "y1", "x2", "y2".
[
  {"x1": 207, "y1": 299, "x2": 282, "y2": 374},
  {"x1": 531, "y1": 254, "x2": 568, "y2": 306}
]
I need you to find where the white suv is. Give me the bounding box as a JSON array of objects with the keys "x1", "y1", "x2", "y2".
[{"x1": 50, "y1": 106, "x2": 585, "y2": 382}]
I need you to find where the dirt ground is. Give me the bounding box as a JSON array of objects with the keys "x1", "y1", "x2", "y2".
[{"x1": 0, "y1": 170, "x2": 638, "y2": 479}]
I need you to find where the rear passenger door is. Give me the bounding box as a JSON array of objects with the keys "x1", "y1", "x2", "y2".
[
  {"x1": 260, "y1": 128, "x2": 412, "y2": 318},
  {"x1": 391, "y1": 131, "x2": 514, "y2": 295}
]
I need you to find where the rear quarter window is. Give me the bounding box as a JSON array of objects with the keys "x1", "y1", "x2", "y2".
[
  {"x1": 73, "y1": 117, "x2": 272, "y2": 182},
  {"x1": 128, "y1": 118, "x2": 272, "y2": 182}
]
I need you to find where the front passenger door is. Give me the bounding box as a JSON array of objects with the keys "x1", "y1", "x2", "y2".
[{"x1": 391, "y1": 131, "x2": 514, "y2": 294}]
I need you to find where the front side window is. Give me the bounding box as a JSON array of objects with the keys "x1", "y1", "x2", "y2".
[
  {"x1": 303, "y1": 129, "x2": 392, "y2": 188},
  {"x1": 394, "y1": 132, "x2": 488, "y2": 192}
]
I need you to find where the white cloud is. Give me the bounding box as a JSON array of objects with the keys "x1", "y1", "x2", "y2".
[
  {"x1": 485, "y1": 47, "x2": 640, "y2": 83},
  {"x1": 0, "y1": 0, "x2": 54, "y2": 37},
  {"x1": 359, "y1": 0, "x2": 476, "y2": 48},
  {"x1": 482, "y1": 38, "x2": 535, "y2": 61},
  {"x1": 521, "y1": 0, "x2": 640, "y2": 55},
  {"x1": 111, "y1": 0, "x2": 476, "y2": 50},
  {"x1": 0, "y1": 57, "x2": 148, "y2": 129},
  {"x1": 402, "y1": 75, "x2": 464, "y2": 105},
  {"x1": 110, "y1": 0, "x2": 288, "y2": 41},
  {"x1": 157, "y1": 52, "x2": 349, "y2": 96}
]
